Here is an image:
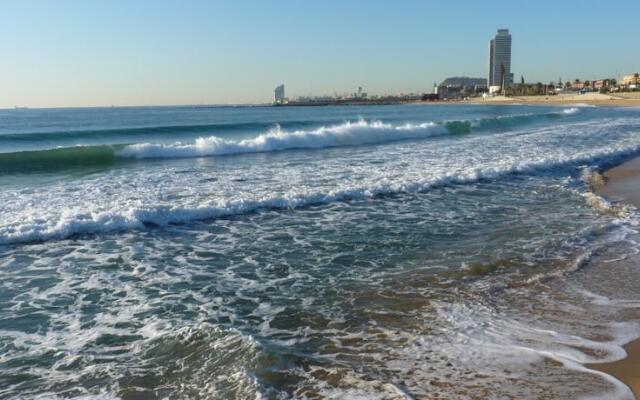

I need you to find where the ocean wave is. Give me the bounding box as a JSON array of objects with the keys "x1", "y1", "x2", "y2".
[
  {"x1": 0, "y1": 145, "x2": 120, "y2": 173},
  {"x1": 117, "y1": 119, "x2": 446, "y2": 159},
  {"x1": 120, "y1": 110, "x2": 580, "y2": 159},
  {"x1": 0, "y1": 109, "x2": 583, "y2": 172},
  {"x1": 439, "y1": 108, "x2": 579, "y2": 134},
  {"x1": 2, "y1": 137, "x2": 639, "y2": 246},
  {"x1": 0, "y1": 120, "x2": 447, "y2": 172},
  {"x1": 563, "y1": 107, "x2": 580, "y2": 114},
  {"x1": 0, "y1": 108, "x2": 579, "y2": 145},
  {"x1": 0, "y1": 120, "x2": 288, "y2": 142}
]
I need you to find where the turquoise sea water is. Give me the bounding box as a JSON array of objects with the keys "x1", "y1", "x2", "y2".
[{"x1": 1, "y1": 104, "x2": 640, "y2": 399}]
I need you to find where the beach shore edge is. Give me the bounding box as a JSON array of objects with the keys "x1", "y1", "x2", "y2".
[{"x1": 588, "y1": 157, "x2": 640, "y2": 399}]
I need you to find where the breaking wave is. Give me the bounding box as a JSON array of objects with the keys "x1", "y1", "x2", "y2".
[
  {"x1": 2, "y1": 133, "x2": 638, "y2": 246},
  {"x1": 117, "y1": 119, "x2": 446, "y2": 159},
  {"x1": 119, "y1": 109, "x2": 580, "y2": 159},
  {"x1": 0, "y1": 108, "x2": 581, "y2": 172}
]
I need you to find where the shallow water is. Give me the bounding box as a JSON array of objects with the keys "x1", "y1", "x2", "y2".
[{"x1": 1, "y1": 104, "x2": 640, "y2": 399}]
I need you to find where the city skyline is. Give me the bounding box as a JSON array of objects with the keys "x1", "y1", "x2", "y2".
[{"x1": 1, "y1": 0, "x2": 639, "y2": 108}]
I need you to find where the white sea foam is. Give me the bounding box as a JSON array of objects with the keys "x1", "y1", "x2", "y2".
[
  {"x1": 3, "y1": 124, "x2": 640, "y2": 245},
  {"x1": 118, "y1": 119, "x2": 445, "y2": 159},
  {"x1": 32, "y1": 394, "x2": 121, "y2": 400},
  {"x1": 117, "y1": 110, "x2": 582, "y2": 160},
  {"x1": 563, "y1": 107, "x2": 580, "y2": 115},
  {"x1": 433, "y1": 298, "x2": 640, "y2": 400},
  {"x1": 3, "y1": 113, "x2": 640, "y2": 246}
]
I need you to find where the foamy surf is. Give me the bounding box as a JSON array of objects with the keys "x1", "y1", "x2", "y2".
[
  {"x1": 3, "y1": 132, "x2": 640, "y2": 245},
  {"x1": 117, "y1": 119, "x2": 446, "y2": 159},
  {"x1": 563, "y1": 107, "x2": 580, "y2": 114},
  {"x1": 0, "y1": 109, "x2": 584, "y2": 173},
  {"x1": 433, "y1": 298, "x2": 639, "y2": 400},
  {"x1": 3, "y1": 104, "x2": 640, "y2": 399},
  {"x1": 118, "y1": 110, "x2": 581, "y2": 159}
]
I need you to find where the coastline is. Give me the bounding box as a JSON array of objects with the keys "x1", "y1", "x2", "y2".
[
  {"x1": 589, "y1": 157, "x2": 640, "y2": 398},
  {"x1": 466, "y1": 92, "x2": 640, "y2": 107},
  {"x1": 271, "y1": 92, "x2": 640, "y2": 108},
  {"x1": 413, "y1": 92, "x2": 640, "y2": 107},
  {"x1": 595, "y1": 157, "x2": 640, "y2": 209}
]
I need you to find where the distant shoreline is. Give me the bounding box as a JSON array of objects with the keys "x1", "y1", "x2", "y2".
[
  {"x1": 275, "y1": 101, "x2": 407, "y2": 107},
  {"x1": 5, "y1": 93, "x2": 640, "y2": 111},
  {"x1": 278, "y1": 93, "x2": 640, "y2": 108},
  {"x1": 462, "y1": 92, "x2": 640, "y2": 107}
]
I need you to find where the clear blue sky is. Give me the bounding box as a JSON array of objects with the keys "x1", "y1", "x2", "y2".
[{"x1": 1, "y1": 0, "x2": 639, "y2": 108}]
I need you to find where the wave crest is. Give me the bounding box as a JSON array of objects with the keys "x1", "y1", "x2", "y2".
[
  {"x1": 118, "y1": 109, "x2": 581, "y2": 160},
  {"x1": 3, "y1": 140, "x2": 640, "y2": 245},
  {"x1": 118, "y1": 119, "x2": 444, "y2": 159},
  {"x1": 0, "y1": 109, "x2": 583, "y2": 172}
]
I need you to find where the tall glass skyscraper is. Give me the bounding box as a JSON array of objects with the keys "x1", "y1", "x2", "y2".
[{"x1": 488, "y1": 29, "x2": 512, "y2": 88}]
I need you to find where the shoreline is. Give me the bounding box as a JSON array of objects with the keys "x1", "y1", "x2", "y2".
[
  {"x1": 276, "y1": 96, "x2": 640, "y2": 108},
  {"x1": 595, "y1": 157, "x2": 640, "y2": 209},
  {"x1": 588, "y1": 340, "x2": 640, "y2": 399},
  {"x1": 589, "y1": 157, "x2": 640, "y2": 398},
  {"x1": 467, "y1": 98, "x2": 640, "y2": 107},
  {"x1": 465, "y1": 92, "x2": 640, "y2": 107},
  {"x1": 273, "y1": 92, "x2": 640, "y2": 108}
]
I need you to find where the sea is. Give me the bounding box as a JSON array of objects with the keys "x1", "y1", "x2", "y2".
[{"x1": 1, "y1": 103, "x2": 640, "y2": 399}]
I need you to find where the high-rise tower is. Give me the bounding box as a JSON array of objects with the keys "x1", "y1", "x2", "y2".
[
  {"x1": 488, "y1": 29, "x2": 512, "y2": 88},
  {"x1": 274, "y1": 84, "x2": 285, "y2": 104}
]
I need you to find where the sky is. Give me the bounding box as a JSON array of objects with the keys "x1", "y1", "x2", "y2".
[{"x1": 1, "y1": 0, "x2": 639, "y2": 108}]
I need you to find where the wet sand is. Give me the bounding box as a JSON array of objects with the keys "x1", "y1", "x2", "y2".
[
  {"x1": 589, "y1": 340, "x2": 640, "y2": 399},
  {"x1": 590, "y1": 157, "x2": 640, "y2": 398},
  {"x1": 597, "y1": 157, "x2": 640, "y2": 208}
]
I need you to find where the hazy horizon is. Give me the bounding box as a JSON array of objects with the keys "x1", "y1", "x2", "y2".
[{"x1": 2, "y1": 0, "x2": 639, "y2": 108}]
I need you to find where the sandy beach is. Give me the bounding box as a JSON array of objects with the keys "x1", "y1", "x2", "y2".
[
  {"x1": 589, "y1": 339, "x2": 640, "y2": 399},
  {"x1": 597, "y1": 157, "x2": 640, "y2": 208},
  {"x1": 464, "y1": 92, "x2": 640, "y2": 107},
  {"x1": 589, "y1": 157, "x2": 640, "y2": 399}
]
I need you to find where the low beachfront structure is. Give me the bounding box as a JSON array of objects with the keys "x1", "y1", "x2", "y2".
[{"x1": 622, "y1": 73, "x2": 640, "y2": 89}]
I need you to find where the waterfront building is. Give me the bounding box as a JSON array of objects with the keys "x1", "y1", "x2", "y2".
[
  {"x1": 593, "y1": 79, "x2": 614, "y2": 91},
  {"x1": 622, "y1": 73, "x2": 640, "y2": 88},
  {"x1": 440, "y1": 77, "x2": 487, "y2": 92},
  {"x1": 274, "y1": 84, "x2": 286, "y2": 104},
  {"x1": 488, "y1": 29, "x2": 513, "y2": 89},
  {"x1": 435, "y1": 84, "x2": 464, "y2": 100}
]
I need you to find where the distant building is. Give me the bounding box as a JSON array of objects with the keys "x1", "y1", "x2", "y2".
[
  {"x1": 435, "y1": 84, "x2": 463, "y2": 100},
  {"x1": 488, "y1": 29, "x2": 513, "y2": 89},
  {"x1": 440, "y1": 77, "x2": 487, "y2": 91},
  {"x1": 592, "y1": 79, "x2": 614, "y2": 90},
  {"x1": 571, "y1": 81, "x2": 586, "y2": 91},
  {"x1": 354, "y1": 86, "x2": 367, "y2": 99},
  {"x1": 422, "y1": 93, "x2": 438, "y2": 101},
  {"x1": 488, "y1": 85, "x2": 502, "y2": 95},
  {"x1": 622, "y1": 73, "x2": 640, "y2": 88},
  {"x1": 274, "y1": 84, "x2": 287, "y2": 104}
]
